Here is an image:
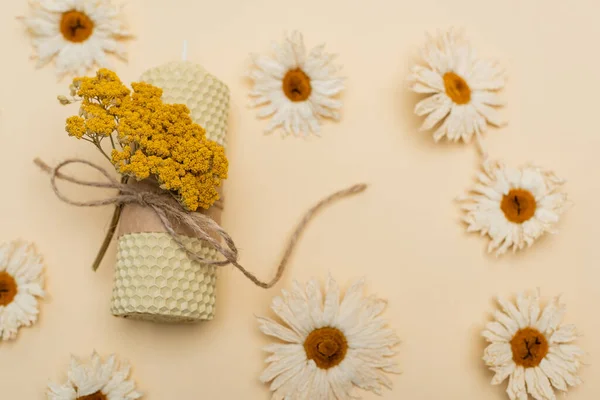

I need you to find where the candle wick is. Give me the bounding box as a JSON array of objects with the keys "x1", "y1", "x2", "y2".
[{"x1": 182, "y1": 40, "x2": 188, "y2": 61}]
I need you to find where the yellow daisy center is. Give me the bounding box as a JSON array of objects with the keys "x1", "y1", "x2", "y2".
[
  {"x1": 77, "y1": 391, "x2": 107, "y2": 400},
  {"x1": 283, "y1": 68, "x2": 312, "y2": 102},
  {"x1": 501, "y1": 189, "x2": 537, "y2": 224},
  {"x1": 0, "y1": 271, "x2": 17, "y2": 307},
  {"x1": 510, "y1": 327, "x2": 549, "y2": 368},
  {"x1": 443, "y1": 71, "x2": 471, "y2": 104},
  {"x1": 304, "y1": 327, "x2": 348, "y2": 369},
  {"x1": 60, "y1": 10, "x2": 94, "y2": 43}
]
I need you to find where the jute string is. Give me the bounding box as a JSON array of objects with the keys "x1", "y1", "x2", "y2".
[{"x1": 34, "y1": 158, "x2": 367, "y2": 289}]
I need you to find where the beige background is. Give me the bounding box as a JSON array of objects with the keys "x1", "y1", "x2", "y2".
[{"x1": 1, "y1": 0, "x2": 599, "y2": 398}]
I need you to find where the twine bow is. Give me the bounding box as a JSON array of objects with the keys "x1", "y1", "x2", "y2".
[{"x1": 35, "y1": 158, "x2": 367, "y2": 289}]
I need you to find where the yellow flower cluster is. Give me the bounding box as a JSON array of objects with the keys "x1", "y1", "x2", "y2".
[
  {"x1": 65, "y1": 69, "x2": 130, "y2": 140},
  {"x1": 65, "y1": 69, "x2": 228, "y2": 211},
  {"x1": 65, "y1": 116, "x2": 86, "y2": 139}
]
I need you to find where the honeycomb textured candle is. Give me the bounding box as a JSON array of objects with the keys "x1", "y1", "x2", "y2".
[{"x1": 110, "y1": 61, "x2": 230, "y2": 323}]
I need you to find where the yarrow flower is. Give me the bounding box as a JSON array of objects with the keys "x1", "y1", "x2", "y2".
[
  {"x1": 47, "y1": 351, "x2": 143, "y2": 400},
  {"x1": 61, "y1": 69, "x2": 228, "y2": 211},
  {"x1": 248, "y1": 31, "x2": 345, "y2": 137},
  {"x1": 257, "y1": 275, "x2": 400, "y2": 399},
  {"x1": 409, "y1": 29, "x2": 506, "y2": 142},
  {"x1": 0, "y1": 241, "x2": 45, "y2": 341},
  {"x1": 460, "y1": 160, "x2": 568, "y2": 255},
  {"x1": 20, "y1": 0, "x2": 132, "y2": 78},
  {"x1": 483, "y1": 291, "x2": 585, "y2": 400}
]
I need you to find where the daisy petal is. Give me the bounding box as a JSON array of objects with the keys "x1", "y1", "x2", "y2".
[
  {"x1": 491, "y1": 362, "x2": 515, "y2": 385},
  {"x1": 473, "y1": 101, "x2": 505, "y2": 126},
  {"x1": 419, "y1": 99, "x2": 451, "y2": 132},
  {"x1": 322, "y1": 274, "x2": 340, "y2": 327},
  {"x1": 257, "y1": 316, "x2": 302, "y2": 343},
  {"x1": 550, "y1": 324, "x2": 578, "y2": 344},
  {"x1": 507, "y1": 365, "x2": 527, "y2": 400},
  {"x1": 539, "y1": 358, "x2": 568, "y2": 392}
]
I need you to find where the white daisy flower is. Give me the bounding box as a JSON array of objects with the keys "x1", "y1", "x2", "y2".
[
  {"x1": 257, "y1": 275, "x2": 400, "y2": 399},
  {"x1": 47, "y1": 351, "x2": 143, "y2": 400},
  {"x1": 20, "y1": 0, "x2": 132, "y2": 78},
  {"x1": 460, "y1": 160, "x2": 568, "y2": 255},
  {"x1": 483, "y1": 290, "x2": 585, "y2": 400},
  {"x1": 248, "y1": 31, "x2": 345, "y2": 137},
  {"x1": 0, "y1": 241, "x2": 45, "y2": 341},
  {"x1": 409, "y1": 29, "x2": 506, "y2": 142}
]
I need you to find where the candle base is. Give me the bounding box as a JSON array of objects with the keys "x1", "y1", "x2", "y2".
[{"x1": 110, "y1": 232, "x2": 218, "y2": 323}]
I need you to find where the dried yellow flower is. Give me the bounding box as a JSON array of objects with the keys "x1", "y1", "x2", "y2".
[
  {"x1": 64, "y1": 69, "x2": 228, "y2": 211},
  {"x1": 74, "y1": 69, "x2": 131, "y2": 102},
  {"x1": 66, "y1": 116, "x2": 86, "y2": 139},
  {"x1": 81, "y1": 101, "x2": 116, "y2": 137}
]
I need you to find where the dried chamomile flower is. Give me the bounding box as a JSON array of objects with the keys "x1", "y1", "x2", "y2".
[
  {"x1": 20, "y1": 0, "x2": 132, "y2": 78},
  {"x1": 0, "y1": 241, "x2": 45, "y2": 341},
  {"x1": 249, "y1": 31, "x2": 345, "y2": 137},
  {"x1": 483, "y1": 291, "x2": 585, "y2": 400},
  {"x1": 47, "y1": 351, "x2": 143, "y2": 399},
  {"x1": 257, "y1": 275, "x2": 400, "y2": 399},
  {"x1": 409, "y1": 29, "x2": 505, "y2": 142},
  {"x1": 460, "y1": 160, "x2": 568, "y2": 255}
]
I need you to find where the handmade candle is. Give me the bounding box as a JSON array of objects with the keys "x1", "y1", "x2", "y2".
[{"x1": 110, "y1": 58, "x2": 230, "y2": 323}]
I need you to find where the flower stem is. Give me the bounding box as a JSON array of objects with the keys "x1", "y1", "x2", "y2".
[
  {"x1": 474, "y1": 131, "x2": 490, "y2": 162},
  {"x1": 91, "y1": 176, "x2": 127, "y2": 271},
  {"x1": 93, "y1": 138, "x2": 112, "y2": 163}
]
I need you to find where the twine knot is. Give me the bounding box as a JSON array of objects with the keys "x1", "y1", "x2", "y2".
[{"x1": 133, "y1": 192, "x2": 152, "y2": 208}]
